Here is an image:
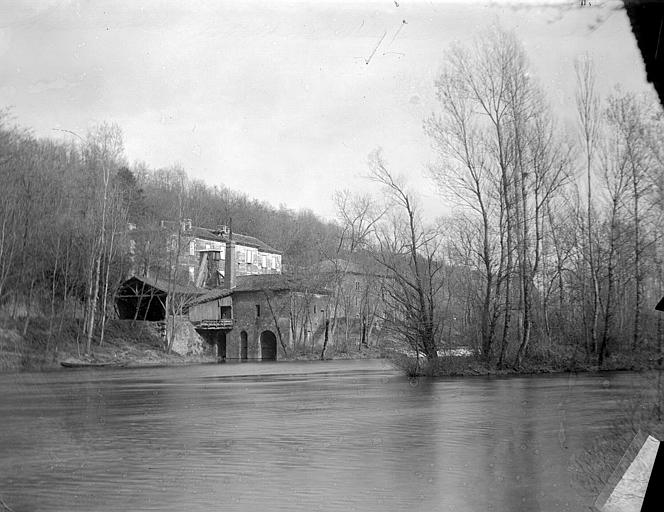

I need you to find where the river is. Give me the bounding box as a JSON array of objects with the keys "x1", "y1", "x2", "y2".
[{"x1": 0, "y1": 360, "x2": 654, "y2": 511}]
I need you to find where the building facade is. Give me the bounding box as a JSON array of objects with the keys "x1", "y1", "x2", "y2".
[
  {"x1": 188, "y1": 272, "x2": 331, "y2": 361},
  {"x1": 128, "y1": 220, "x2": 282, "y2": 285}
]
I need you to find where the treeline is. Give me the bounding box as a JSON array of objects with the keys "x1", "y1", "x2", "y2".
[
  {"x1": 0, "y1": 112, "x2": 339, "y2": 352},
  {"x1": 339, "y1": 27, "x2": 664, "y2": 369},
  {"x1": 2, "y1": 26, "x2": 663, "y2": 368},
  {"x1": 132, "y1": 164, "x2": 340, "y2": 267}
]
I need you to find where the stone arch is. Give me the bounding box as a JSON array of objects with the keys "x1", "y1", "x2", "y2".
[
  {"x1": 240, "y1": 330, "x2": 248, "y2": 360},
  {"x1": 260, "y1": 330, "x2": 277, "y2": 361}
]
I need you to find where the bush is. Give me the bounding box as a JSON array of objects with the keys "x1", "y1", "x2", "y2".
[{"x1": 389, "y1": 352, "x2": 488, "y2": 377}]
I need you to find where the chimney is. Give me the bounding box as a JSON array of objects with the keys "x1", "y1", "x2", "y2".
[
  {"x1": 224, "y1": 240, "x2": 236, "y2": 290},
  {"x1": 206, "y1": 251, "x2": 222, "y2": 287}
]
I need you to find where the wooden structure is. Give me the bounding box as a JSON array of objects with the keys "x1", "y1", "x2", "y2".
[
  {"x1": 189, "y1": 290, "x2": 234, "y2": 330},
  {"x1": 115, "y1": 276, "x2": 202, "y2": 321}
]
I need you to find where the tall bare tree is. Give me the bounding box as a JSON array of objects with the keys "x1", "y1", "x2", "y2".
[
  {"x1": 368, "y1": 149, "x2": 445, "y2": 361},
  {"x1": 575, "y1": 56, "x2": 602, "y2": 356}
]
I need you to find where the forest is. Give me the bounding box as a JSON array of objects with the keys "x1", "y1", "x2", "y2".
[{"x1": 1, "y1": 27, "x2": 663, "y2": 372}]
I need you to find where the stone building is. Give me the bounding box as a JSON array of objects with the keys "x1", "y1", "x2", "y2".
[
  {"x1": 316, "y1": 258, "x2": 387, "y2": 348},
  {"x1": 127, "y1": 220, "x2": 282, "y2": 286},
  {"x1": 188, "y1": 253, "x2": 331, "y2": 360},
  {"x1": 118, "y1": 237, "x2": 330, "y2": 360}
]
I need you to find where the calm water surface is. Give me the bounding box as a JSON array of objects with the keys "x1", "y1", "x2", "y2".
[{"x1": 0, "y1": 360, "x2": 651, "y2": 511}]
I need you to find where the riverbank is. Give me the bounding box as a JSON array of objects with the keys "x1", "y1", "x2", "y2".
[
  {"x1": 0, "y1": 317, "x2": 384, "y2": 372},
  {"x1": 1, "y1": 316, "x2": 654, "y2": 375},
  {"x1": 389, "y1": 351, "x2": 659, "y2": 378},
  {"x1": 0, "y1": 317, "x2": 217, "y2": 372}
]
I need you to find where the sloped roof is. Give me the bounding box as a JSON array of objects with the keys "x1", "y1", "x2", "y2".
[
  {"x1": 117, "y1": 275, "x2": 202, "y2": 296},
  {"x1": 164, "y1": 223, "x2": 280, "y2": 254},
  {"x1": 231, "y1": 274, "x2": 329, "y2": 295},
  {"x1": 119, "y1": 271, "x2": 330, "y2": 308},
  {"x1": 190, "y1": 287, "x2": 233, "y2": 305},
  {"x1": 234, "y1": 274, "x2": 297, "y2": 293}
]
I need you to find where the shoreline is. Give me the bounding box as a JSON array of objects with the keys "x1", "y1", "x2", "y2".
[
  {"x1": 388, "y1": 353, "x2": 660, "y2": 379},
  {"x1": 49, "y1": 353, "x2": 658, "y2": 379},
  {"x1": 2, "y1": 318, "x2": 658, "y2": 377}
]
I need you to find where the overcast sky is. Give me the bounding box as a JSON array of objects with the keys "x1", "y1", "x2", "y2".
[{"x1": 0, "y1": 0, "x2": 651, "y2": 220}]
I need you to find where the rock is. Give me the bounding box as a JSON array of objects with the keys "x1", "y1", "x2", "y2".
[{"x1": 167, "y1": 318, "x2": 206, "y2": 356}]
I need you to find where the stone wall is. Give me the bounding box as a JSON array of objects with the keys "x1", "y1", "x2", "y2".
[{"x1": 225, "y1": 289, "x2": 330, "y2": 360}]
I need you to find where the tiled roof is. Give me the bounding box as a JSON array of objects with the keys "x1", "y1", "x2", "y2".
[
  {"x1": 203, "y1": 274, "x2": 329, "y2": 296},
  {"x1": 175, "y1": 225, "x2": 280, "y2": 254},
  {"x1": 190, "y1": 288, "x2": 233, "y2": 305},
  {"x1": 233, "y1": 274, "x2": 293, "y2": 292}
]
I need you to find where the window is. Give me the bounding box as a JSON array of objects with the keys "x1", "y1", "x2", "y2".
[
  {"x1": 246, "y1": 250, "x2": 253, "y2": 264},
  {"x1": 355, "y1": 281, "x2": 360, "y2": 291},
  {"x1": 255, "y1": 304, "x2": 261, "y2": 317},
  {"x1": 189, "y1": 241, "x2": 195, "y2": 256},
  {"x1": 189, "y1": 266, "x2": 195, "y2": 282},
  {"x1": 261, "y1": 255, "x2": 267, "y2": 268},
  {"x1": 270, "y1": 256, "x2": 276, "y2": 270},
  {"x1": 205, "y1": 243, "x2": 210, "y2": 250}
]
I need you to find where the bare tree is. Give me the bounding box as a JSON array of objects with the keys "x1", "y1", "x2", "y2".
[
  {"x1": 82, "y1": 123, "x2": 124, "y2": 354},
  {"x1": 597, "y1": 119, "x2": 630, "y2": 365},
  {"x1": 428, "y1": 26, "x2": 570, "y2": 367},
  {"x1": 607, "y1": 92, "x2": 654, "y2": 352},
  {"x1": 368, "y1": 149, "x2": 445, "y2": 361},
  {"x1": 575, "y1": 56, "x2": 602, "y2": 356}
]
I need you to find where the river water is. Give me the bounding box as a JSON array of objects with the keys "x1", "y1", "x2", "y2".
[{"x1": 0, "y1": 360, "x2": 654, "y2": 511}]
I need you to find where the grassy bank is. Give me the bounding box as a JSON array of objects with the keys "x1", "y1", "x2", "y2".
[
  {"x1": 0, "y1": 316, "x2": 384, "y2": 372},
  {"x1": 388, "y1": 351, "x2": 657, "y2": 378},
  {"x1": 0, "y1": 317, "x2": 216, "y2": 372}
]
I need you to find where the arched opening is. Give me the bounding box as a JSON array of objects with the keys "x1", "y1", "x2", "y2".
[
  {"x1": 260, "y1": 330, "x2": 277, "y2": 361},
  {"x1": 196, "y1": 329, "x2": 226, "y2": 361},
  {"x1": 240, "y1": 331, "x2": 248, "y2": 360},
  {"x1": 216, "y1": 331, "x2": 227, "y2": 361}
]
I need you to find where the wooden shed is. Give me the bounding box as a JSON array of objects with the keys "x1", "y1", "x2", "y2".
[{"x1": 115, "y1": 276, "x2": 202, "y2": 321}]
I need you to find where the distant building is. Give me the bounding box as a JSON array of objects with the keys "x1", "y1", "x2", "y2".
[
  {"x1": 188, "y1": 272, "x2": 330, "y2": 361},
  {"x1": 127, "y1": 220, "x2": 282, "y2": 286},
  {"x1": 316, "y1": 257, "x2": 390, "y2": 344},
  {"x1": 117, "y1": 237, "x2": 330, "y2": 360}
]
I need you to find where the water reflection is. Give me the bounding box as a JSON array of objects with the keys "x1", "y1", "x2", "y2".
[{"x1": 0, "y1": 363, "x2": 648, "y2": 511}]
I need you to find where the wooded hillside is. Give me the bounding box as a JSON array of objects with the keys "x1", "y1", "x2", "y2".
[{"x1": 1, "y1": 27, "x2": 663, "y2": 370}]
